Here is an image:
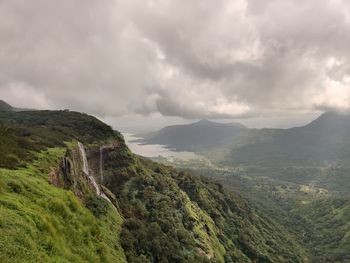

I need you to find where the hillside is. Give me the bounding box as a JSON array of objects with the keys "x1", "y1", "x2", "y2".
[
  {"x1": 195, "y1": 162, "x2": 350, "y2": 263},
  {"x1": 97, "y1": 145, "x2": 307, "y2": 262},
  {"x1": 140, "y1": 119, "x2": 248, "y2": 151},
  {"x1": 290, "y1": 198, "x2": 350, "y2": 262},
  {"x1": 0, "y1": 109, "x2": 307, "y2": 262},
  {"x1": 227, "y1": 112, "x2": 350, "y2": 167},
  {"x1": 0, "y1": 110, "x2": 126, "y2": 262},
  {"x1": 0, "y1": 100, "x2": 13, "y2": 111}
]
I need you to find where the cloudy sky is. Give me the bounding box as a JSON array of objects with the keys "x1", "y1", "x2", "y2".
[{"x1": 1, "y1": 0, "x2": 350, "y2": 129}]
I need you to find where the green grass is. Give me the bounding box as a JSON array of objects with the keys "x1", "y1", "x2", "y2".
[{"x1": 0, "y1": 148, "x2": 126, "y2": 263}]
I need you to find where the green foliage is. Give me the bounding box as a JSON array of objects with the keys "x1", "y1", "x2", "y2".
[
  {"x1": 86, "y1": 196, "x2": 109, "y2": 217},
  {"x1": 291, "y1": 198, "x2": 350, "y2": 262},
  {"x1": 0, "y1": 166, "x2": 126, "y2": 263},
  {"x1": 0, "y1": 110, "x2": 120, "y2": 169},
  {"x1": 100, "y1": 144, "x2": 307, "y2": 262},
  {"x1": 200, "y1": 163, "x2": 350, "y2": 263},
  {"x1": 0, "y1": 112, "x2": 127, "y2": 263}
]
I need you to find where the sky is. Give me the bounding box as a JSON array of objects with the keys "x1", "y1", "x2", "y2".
[{"x1": 1, "y1": 0, "x2": 350, "y2": 129}]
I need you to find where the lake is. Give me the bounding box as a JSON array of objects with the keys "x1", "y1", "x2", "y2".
[{"x1": 123, "y1": 133, "x2": 204, "y2": 161}]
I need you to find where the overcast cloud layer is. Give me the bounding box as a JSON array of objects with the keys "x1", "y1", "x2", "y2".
[{"x1": 1, "y1": 0, "x2": 350, "y2": 119}]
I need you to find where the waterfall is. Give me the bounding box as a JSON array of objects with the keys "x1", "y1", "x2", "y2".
[
  {"x1": 77, "y1": 142, "x2": 116, "y2": 209},
  {"x1": 78, "y1": 142, "x2": 89, "y2": 176},
  {"x1": 78, "y1": 142, "x2": 100, "y2": 195}
]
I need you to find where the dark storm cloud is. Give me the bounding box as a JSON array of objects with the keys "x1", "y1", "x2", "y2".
[{"x1": 0, "y1": 0, "x2": 350, "y2": 119}]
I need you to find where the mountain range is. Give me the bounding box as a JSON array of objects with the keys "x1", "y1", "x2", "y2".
[{"x1": 140, "y1": 112, "x2": 350, "y2": 167}]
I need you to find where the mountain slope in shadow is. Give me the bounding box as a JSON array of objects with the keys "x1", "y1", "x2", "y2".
[{"x1": 140, "y1": 119, "x2": 248, "y2": 151}]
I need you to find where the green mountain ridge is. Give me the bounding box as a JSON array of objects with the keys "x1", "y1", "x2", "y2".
[
  {"x1": 226, "y1": 111, "x2": 350, "y2": 167},
  {"x1": 0, "y1": 107, "x2": 307, "y2": 262}
]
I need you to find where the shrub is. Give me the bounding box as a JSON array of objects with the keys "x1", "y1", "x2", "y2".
[{"x1": 86, "y1": 196, "x2": 109, "y2": 217}]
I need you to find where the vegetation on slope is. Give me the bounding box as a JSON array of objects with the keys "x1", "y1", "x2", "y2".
[
  {"x1": 99, "y1": 143, "x2": 307, "y2": 262},
  {"x1": 0, "y1": 109, "x2": 126, "y2": 262},
  {"x1": 0, "y1": 147, "x2": 126, "y2": 263},
  {"x1": 182, "y1": 111, "x2": 350, "y2": 263},
  {"x1": 198, "y1": 165, "x2": 350, "y2": 263},
  {"x1": 0, "y1": 106, "x2": 311, "y2": 263},
  {"x1": 291, "y1": 198, "x2": 350, "y2": 262}
]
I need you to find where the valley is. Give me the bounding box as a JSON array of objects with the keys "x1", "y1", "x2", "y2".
[{"x1": 136, "y1": 113, "x2": 350, "y2": 262}]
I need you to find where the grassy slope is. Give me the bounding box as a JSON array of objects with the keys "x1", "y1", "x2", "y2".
[
  {"x1": 0, "y1": 110, "x2": 126, "y2": 262},
  {"x1": 0, "y1": 147, "x2": 126, "y2": 263}
]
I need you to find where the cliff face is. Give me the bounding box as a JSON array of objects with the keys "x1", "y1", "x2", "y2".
[
  {"x1": 0, "y1": 144, "x2": 127, "y2": 263},
  {"x1": 50, "y1": 139, "x2": 307, "y2": 262}
]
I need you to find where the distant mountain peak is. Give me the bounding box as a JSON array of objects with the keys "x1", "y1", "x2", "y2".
[
  {"x1": 140, "y1": 118, "x2": 248, "y2": 151},
  {"x1": 306, "y1": 111, "x2": 350, "y2": 128}
]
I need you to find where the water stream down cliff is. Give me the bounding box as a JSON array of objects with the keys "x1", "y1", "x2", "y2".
[{"x1": 77, "y1": 142, "x2": 115, "y2": 206}]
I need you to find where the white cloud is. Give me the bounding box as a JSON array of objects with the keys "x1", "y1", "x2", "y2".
[{"x1": 0, "y1": 0, "x2": 350, "y2": 120}]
